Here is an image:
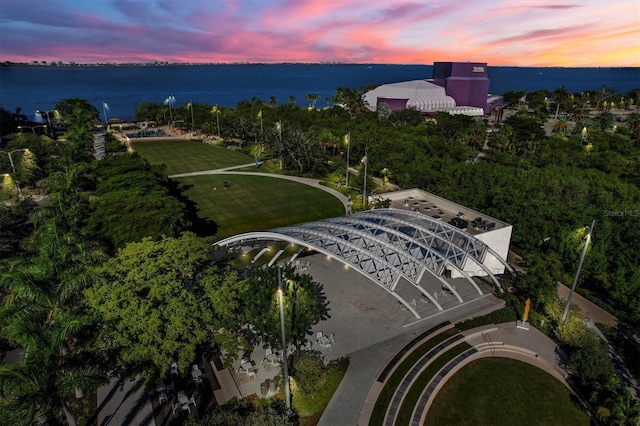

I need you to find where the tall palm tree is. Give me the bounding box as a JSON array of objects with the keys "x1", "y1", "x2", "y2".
[
  {"x1": 552, "y1": 85, "x2": 572, "y2": 118},
  {"x1": 305, "y1": 93, "x2": 320, "y2": 109},
  {"x1": 595, "y1": 110, "x2": 615, "y2": 131},
  {"x1": 625, "y1": 112, "x2": 640, "y2": 140},
  {"x1": 552, "y1": 119, "x2": 570, "y2": 138},
  {"x1": 0, "y1": 224, "x2": 107, "y2": 425},
  {"x1": 0, "y1": 106, "x2": 107, "y2": 425}
]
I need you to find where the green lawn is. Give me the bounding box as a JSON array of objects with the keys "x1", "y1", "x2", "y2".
[
  {"x1": 131, "y1": 139, "x2": 253, "y2": 175},
  {"x1": 370, "y1": 328, "x2": 460, "y2": 426},
  {"x1": 425, "y1": 358, "x2": 590, "y2": 426},
  {"x1": 130, "y1": 139, "x2": 345, "y2": 240},
  {"x1": 176, "y1": 174, "x2": 345, "y2": 240},
  {"x1": 293, "y1": 358, "x2": 350, "y2": 420},
  {"x1": 397, "y1": 342, "x2": 471, "y2": 425}
]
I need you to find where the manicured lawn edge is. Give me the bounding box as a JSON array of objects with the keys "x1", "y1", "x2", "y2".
[
  {"x1": 369, "y1": 328, "x2": 460, "y2": 426},
  {"x1": 395, "y1": 342, "x2": 471, "y2": 425},
  {"x1": 424, "y1": 358, "x2": 591, "y2": 426}
]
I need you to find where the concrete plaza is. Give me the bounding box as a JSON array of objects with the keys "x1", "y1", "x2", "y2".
[{"x1": 283, "y1": 253, "x2": 505, "y2": 425}]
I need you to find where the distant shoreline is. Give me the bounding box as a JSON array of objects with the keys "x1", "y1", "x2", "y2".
[
  {"x1": 2, "y1": 63, "x2": 637, "y2": 122},
  {"x1": 1, "y1": 62, "x2": 638, "y2": 69}
]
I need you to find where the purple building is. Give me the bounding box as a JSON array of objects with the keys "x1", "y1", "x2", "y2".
[
  {"x1": 432, "y1": 62, "x2": 491, "y2": 114},
  {"x1": 363, "y1": 61, "x2": 503, "y2": 116}
]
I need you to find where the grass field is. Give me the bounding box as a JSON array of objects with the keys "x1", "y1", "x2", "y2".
[
  {"x1": 130, "y1": 139, "x2": 345, "y2": 240},
  {"x1": 131, "y1": 139, "x2": 252, "y2": 175},
  {"x1": 176, "y1": 174, "x2": 345, "y2": 240},
  {"x1": 425, "y1": 358, "x2": 590, "y2": 426}
]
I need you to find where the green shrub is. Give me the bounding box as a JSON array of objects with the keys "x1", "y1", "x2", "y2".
[
  {"x1": 292, "y1": 352, "x2": 327, "y2": 395},
  {"x1": 455, "y1": 306, "x2": 517, "y2": 331},
  {"x1": 292, "y1": 357, "x2": 349, "y2": 417}
]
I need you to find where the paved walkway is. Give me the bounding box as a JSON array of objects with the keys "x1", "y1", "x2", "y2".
[
  {"x1": 96, "y1": 377, "x2": 154, "y2": 426},
  {"x1": 557, "y1": 282, "x2": 618, "y2": 327},
  {"x1": 169, "y1": 165, "x2": 352, "y2": 212},
  {"x1": 122, "y1": 131, "x2": 352, "y2": 211},
  {"x1": 412, "y1": 323, "x2": 572, "y2": 425},
  {"x1": 314, "y1": 272, "x2": 505, "y2": 426}
]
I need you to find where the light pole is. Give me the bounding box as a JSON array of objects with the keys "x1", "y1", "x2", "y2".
[
  {"x1": 562, "y1": 219, "x2": 595, "y2": 322},
  {"x1": 102, "y1": 102, "x2": 109, "y2": 127},
  {"x1": 1, "y1": 149, "x2": 28, "y2": 202},
  {"x1": 276, "y1": 120, "x2": 283, "y2": 171},
  {"x1": 164, "y1": 95, "x2": 175, "y2": 127},
  {"x1": 189, "y1": 101, "x2": 195, "y2": 135},
  {"x1": 362, "y1": 145, "x2": 368, "y2": 210},
  {"x1": 277, "y1": 267, "x2": 291, "y2": 411},
  {"x1": 2, "y1": 174, "x2": 24, "y2": 201},
  {"x1": 215, "y1": 106, "x2": 220, "y2": 137},
  {"x1": 0, "y1": 148, "x2": 29, "y2": 174},
  {"x1": 36, "y1": 110, "x2": 55, "y2": 136},
  {"x1": 345, "y1": 132, "x2": 350, "y2": 188}
]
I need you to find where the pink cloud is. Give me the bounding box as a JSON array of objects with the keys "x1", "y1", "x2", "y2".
[{"x1": 0, "y1": 0, "x2": 637, "y2": 66}]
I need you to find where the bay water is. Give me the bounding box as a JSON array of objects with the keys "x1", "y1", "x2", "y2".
[{"x1": 1, "y1": 64, "x2": 638, "y2": 122}]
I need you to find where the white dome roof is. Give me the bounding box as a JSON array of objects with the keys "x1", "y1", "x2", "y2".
[{"x1": 364, "y1": 80, "x2": 456, "y2": 112}]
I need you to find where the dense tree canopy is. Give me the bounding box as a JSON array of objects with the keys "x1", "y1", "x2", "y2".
[
  {"x1": 86, "y1": 154, "x2": 191, "y2": 250},
  {"x1": 54, "y1": 98, "x2": 100, "y2": 123},
  {"x1": 84, "y1": 233, "x2": 246, "y2": 377},
  {"x1": 0, "y1": 109, "x2": 107, "y2": 425}
]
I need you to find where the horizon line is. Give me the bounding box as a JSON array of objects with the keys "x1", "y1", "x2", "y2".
[{"x1": 2, "y1": 60, "x2": 639, "y2": 69}]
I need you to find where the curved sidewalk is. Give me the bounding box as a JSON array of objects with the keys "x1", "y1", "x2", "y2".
[
  {"x1": 350, "y1": 321, "x2": 570, "y2": 426},
  {"x1": 169, "y1": 165, "x2": 351, "y2": 212},
  {"x1": 318, "y1": 295, "x2": 504, "y2": 426}
]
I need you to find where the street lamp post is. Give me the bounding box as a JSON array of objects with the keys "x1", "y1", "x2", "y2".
[
  {"x1": 1, "y1": 149, "x2": 28, "y2": 202},
  {"x1": 2, "y1": 173, "x2": 23, "y2": 200},
  {"x1": 276, "y1": 120, "x2": 283, "y2": 171},
  {"x1": 189, "y1": 101, "x2": 195, "y2": 136},
  {"x1": 164, "y1": 95, "x2": 175, "y2": 127},
  {"x1": 345, "y1": 132, "x2": 350, "y2": 188},
  {"x1": 562, "y1": 219, "x2": 596, "y2": 322},
  {"x1": 102, "y1": 102, "x2": 110, "y2": 127},
  {"x1": 215, "y1": 106, "x2": 220, "y2": 137},
  {"x1": 36, "y1": 110, "x2": 55, "y2": 136},
  {"x1": 0, "y1": 148, "x2": 28, "y2": 174},
  {"x1": 362, "y1": 145, "x2": 368, "y2": 210},
  {"x1": 277, "y1": 267, "x2": 291, "y2": 411}
]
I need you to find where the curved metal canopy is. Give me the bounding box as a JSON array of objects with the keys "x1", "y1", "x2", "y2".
[{"x1": 216, "y1": 209, "x2": 509, "y2": 300}]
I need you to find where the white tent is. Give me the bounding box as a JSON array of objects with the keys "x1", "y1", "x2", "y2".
[{"x1": 364, "y1": 80, "x2": 455, "y2": 112}]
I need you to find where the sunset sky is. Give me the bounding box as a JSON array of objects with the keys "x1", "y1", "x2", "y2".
[{"x1": 1, "y1": 0, "x2": 638, "y2": 67}]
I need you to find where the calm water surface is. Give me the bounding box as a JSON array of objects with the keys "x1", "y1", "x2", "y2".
[{"x1": 1, "y1": 64, "x2": 638, "y2": 121}]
